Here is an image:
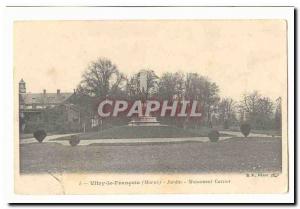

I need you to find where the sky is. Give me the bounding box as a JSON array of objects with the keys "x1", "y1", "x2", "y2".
[{"x1": 14, "y1": 20, "x2": 287, "y2": 100}]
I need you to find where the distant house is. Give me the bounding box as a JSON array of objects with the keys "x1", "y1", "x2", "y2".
[{"x1": 19, "y1": 79, "x2": 94, "y2": 133}]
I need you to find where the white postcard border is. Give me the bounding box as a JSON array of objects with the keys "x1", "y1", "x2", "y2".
[{"x1": 2, "y1": 6, "x2": 294, "y2": 203}]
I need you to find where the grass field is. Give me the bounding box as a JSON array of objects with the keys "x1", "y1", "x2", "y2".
[
  {"x1": 227, "y1": 127, "x2": 282, "y2": 136},
  {"x1": 52, "y1": 125, "x2": 232, "y2": 141},
  {"x1": 19, "y1": 134, "x2": 35, "y2": 139},
  {"x1": 20, "y1": 136, "x2": 282, "y2": 174},
  {"x1": 81, "y1": 126, "x2": 201, "y2": 139}
]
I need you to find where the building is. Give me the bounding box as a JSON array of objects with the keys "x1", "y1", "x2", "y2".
[{"x1": 19, "y1": 79, "x2": 92, "y2": 133}]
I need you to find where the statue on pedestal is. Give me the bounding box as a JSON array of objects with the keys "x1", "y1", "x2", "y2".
[{"x1": 128, "y1": 70, "x2": 161, "y2": 126}]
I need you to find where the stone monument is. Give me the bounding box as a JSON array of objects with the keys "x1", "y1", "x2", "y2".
[{"x1": 128, "y1": 70, "x2": 161, "y2": 126}]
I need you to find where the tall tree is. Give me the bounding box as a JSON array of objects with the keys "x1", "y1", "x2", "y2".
[
  {"x1": 203, "y1": 81, "x2": 220, "y2": 126},
  {"x1": 77, "y1": 58, "x2": 125, "y2": 98},
  {"x1": 184, "y1": 73, "x2": 205, "y2": 101},
  {"x1": 125, "y1": 74, "x2": 141, "y2": 100},
  {"x1": 184, "y1": 73, "x2": 220, "y2": 126},
  {"x1": 240, "y1": 91, "x2": 274, "y2": 129},
  {"x1": 218, "y1": 97, "x2": 236, "y2": 128},
  {"x1": 157, "y1": 72, "x2": 185, "y2": 100}
]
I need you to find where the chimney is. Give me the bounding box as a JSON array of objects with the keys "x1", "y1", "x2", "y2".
[
  {"x1": 43, "y1": 89, "x2": 46, "y2": 94},
  {"x1": 57, "y1": 89, "x2": 60, "y2": 95}
]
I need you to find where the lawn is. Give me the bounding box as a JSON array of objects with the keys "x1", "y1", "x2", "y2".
[
  {"x1": 20, "y1": 132, "x2": 58, "y2": 139},
  {"x1": 19, "y1": 133, "x2": 35, "y2": 139},
  {"x1": 20, "y1": 136, "x2": 282, "y2": 174},
  {"x1": 226, "y1": 126, "x2": 282, "y2": 136},
  {"x1": 53, "y1": 125, "x2": 233, "y2": 140}
]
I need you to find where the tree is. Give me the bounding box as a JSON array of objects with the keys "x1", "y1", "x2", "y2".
[
  {"x1": 184, "y1": 73, "x2": 220, "y2": 127},
  {"x1": 203, "y1": 81, "x2": 220, "y2": 127},
  {"x1": 239, "y1": 91, "x2": 274, "y2": 129},
  {"x1": 157, "y1": 72, "x2": 185, "y2": 100},
  {"x1": 184, "y1": 73, "x2": 205, "y2": 101},
  {"x1": 126, "y1": 69, "x2": 158, "y2": 100},
  {"x1": 125, "y1": 74, "x2": 141, "y2": 100},
  {"x1": 274, "y1": 97, "x2": 282, "y2": 130},
  {"x1": 218, "y1": 98, "x2": 236, "y2": 129},
  {"x1": 77, "y1": 58, "x2": 125, "y2": 98}
]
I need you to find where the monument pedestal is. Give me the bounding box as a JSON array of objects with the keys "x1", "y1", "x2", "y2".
[{"x1": 128, "y1": 116, "x2": 160, "y2": 126}]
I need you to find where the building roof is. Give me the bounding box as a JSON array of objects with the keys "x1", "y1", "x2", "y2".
[{"x1": 21, "y1": 92, "x2": 73, "y2": 104}]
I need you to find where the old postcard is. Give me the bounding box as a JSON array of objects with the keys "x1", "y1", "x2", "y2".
[{"x1": 12, "y1": 8, "x2": 293, "y2": 200}]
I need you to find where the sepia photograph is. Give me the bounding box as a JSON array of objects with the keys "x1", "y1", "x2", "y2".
[
  {"x1": 16, "y1": 20, "x2": 285, "y2": 174},
  {"x1": 11, "y1": 7, "x2": 293, "y2": 197}
]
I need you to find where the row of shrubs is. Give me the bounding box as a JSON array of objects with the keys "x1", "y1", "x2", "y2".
[{"x1": 32, "y1": 123, "x2": 252, "y2": 146}]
